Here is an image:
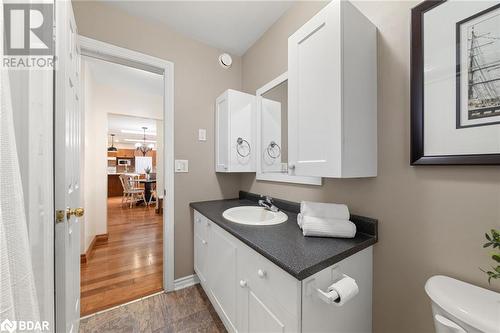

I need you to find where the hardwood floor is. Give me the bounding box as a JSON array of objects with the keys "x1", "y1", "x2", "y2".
[
  {"x1": 79, "y1": 285, "x2": 226, "y2": 333},
  {"x1": 80, "y1": 197, "x2": 163, "y2": 316}
]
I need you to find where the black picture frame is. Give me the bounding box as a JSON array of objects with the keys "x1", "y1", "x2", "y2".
[{"x1": 410, "y1": 0, "x2": 500, "y2": 165}]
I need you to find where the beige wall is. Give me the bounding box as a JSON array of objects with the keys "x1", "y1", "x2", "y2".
[
  {"x1": 73, "y1": 0, "x2": 242, "y2": 279},
  {"x1": 74, "y1": 1, "x2": 500, "y2": 331},
  {"x1": 241, "y1": 1, "x2": 500, "y2": 332}
]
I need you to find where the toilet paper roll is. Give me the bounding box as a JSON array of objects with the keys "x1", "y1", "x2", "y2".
[{"x1": 327, "y1": 274, "x2": 359, "y2": 306}]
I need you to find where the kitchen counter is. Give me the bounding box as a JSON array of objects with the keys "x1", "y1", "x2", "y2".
[{"x1": 190, "y1": 191, "x2": 377, "y2": 280}]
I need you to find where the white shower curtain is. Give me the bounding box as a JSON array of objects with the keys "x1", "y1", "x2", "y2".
[{"x1": 0, "y1": 0, "x2": 42, "y2": 329}]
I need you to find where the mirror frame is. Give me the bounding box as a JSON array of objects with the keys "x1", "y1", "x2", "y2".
[{"x1": 256, "y1": 72, "x2": 322, "y2": 185}]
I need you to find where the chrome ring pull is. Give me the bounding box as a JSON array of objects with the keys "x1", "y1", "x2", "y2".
[
  {"x1": 236, "y1": 137, "x2": 251, "y2": 157},
  {"x1": 266, "y1": 141, "x2": 281, "y2": 159}
]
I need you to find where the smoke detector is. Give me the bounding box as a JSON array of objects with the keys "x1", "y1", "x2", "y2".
[{"x1": 218, "y1": 53, "x2": 232, "y2": 69}]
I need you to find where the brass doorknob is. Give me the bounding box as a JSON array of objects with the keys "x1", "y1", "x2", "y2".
[{"x1": 66, "y1": 207, "x2": 84, "y2": 219}]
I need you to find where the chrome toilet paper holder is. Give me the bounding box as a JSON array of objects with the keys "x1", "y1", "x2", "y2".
[
  {"x1": 317, "y1": 287, "x2": 341, "y2": 305},
  {"x1": 307, "y1": 271, "x2": 357, "y2": 306}
]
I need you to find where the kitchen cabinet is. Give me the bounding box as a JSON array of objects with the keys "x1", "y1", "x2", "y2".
[
  {"x1": 193, "y1": 210, "x2": 372, "y2": 333},
  {"x1": 107, "y1": 174, "x2": 123, "y2": 197},
  {"x1": 288, "y1": 0, "x2": 377, "y2": 178},
  {"x1": 117, "y1": 149, "x2": 135, "y2": 158},
  {"x1": 215, "y1": 89, "x2": 256, "y2": 172}
]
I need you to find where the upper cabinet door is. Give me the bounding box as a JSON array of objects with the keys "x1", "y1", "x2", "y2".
[
  {"x1": 215, "y1": 89, "x2": 256, "y2": 173},
  {"x1": 288, "y1": 1, "x2": 377, "y2": 178},
  {"x1": 288, "y1": 1, "x2": 342, "y2": 178}
]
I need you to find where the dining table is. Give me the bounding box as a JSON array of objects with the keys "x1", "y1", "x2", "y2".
[{"x1": 137, "y1": 178, "x2": 156, "y2": 204}]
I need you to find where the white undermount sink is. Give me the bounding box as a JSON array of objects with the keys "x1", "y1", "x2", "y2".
[{"x1": 222, "y1": 206, "x2": 288, "y2": 226}]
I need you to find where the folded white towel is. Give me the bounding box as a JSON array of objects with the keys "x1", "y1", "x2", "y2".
[
  {"x1": 300, "y1": 201, "x2": 350, "y2": 220},
  {"x1": 301, "y1": 215, "x2": 356, "y2": 238},
  {"x1": 297, "y1": 213, "x2": 304, "y2": 229}
]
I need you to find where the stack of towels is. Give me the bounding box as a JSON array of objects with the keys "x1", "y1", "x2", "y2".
[{"x1": 297, "y1": 201, "x2": 356, "y2": 238}]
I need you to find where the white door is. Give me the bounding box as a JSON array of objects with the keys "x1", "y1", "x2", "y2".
[
  {"x1": 207, "y1": 224, "x2": 238, "y2": 331},
  {"x1": 54, "y1": 1, "x2": 82, "y2": 332},
  {"x1": 237, "y1": 282, "x2": 293, "y2": 333},
  {"x1": 288, "y1": 1, "x2": 342, "y2": 177},
  {"x1": 193, "y1": 212, "x2": 208, "y2": 284}
]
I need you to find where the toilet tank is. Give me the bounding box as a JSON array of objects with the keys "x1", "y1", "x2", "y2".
[{"x1": 425, "y1": 275, "x2": 500, "y2": 333}]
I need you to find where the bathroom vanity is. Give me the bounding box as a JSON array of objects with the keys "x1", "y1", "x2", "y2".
[{"x1": 190, "y1": 192, "x2": 377, "y2": 333}]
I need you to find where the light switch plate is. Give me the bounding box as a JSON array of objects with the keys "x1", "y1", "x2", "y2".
[
  {"x1": 175, "y1": 160, "x2": 189, "y2": 173},
  {"x1": 198, "y1": 129, "x2": 207, "y2": 141}
]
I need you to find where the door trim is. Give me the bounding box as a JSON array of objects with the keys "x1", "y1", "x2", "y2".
[{"x1": 78, "y1": 35, "x2": 175, "y2": 292}]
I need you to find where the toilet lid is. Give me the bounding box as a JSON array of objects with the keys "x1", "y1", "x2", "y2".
[{"x1": 425, "y1": 275, "x2": 500, "y2": 333}]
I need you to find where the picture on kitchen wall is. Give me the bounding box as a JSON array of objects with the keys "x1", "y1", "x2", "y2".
[
  {"x1": 411, "y1": 1, "x2": 500, "y2": 165},
  {"x1": 457, "y1": 3, "x2": 500, "y2": 128}
]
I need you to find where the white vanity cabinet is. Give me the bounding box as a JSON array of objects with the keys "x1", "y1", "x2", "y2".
[
  {"x1": 194, "y1": 211, "x2": 299, "y2": 332},
  {"x1": 193, "y1": 210, "x2": 373, "y2": 333},
  {"x1": 288, "y1": 0, "x2": 377, "y2": 178},
  {"x1": 215, "y1": 89, "x2": 256, "y2": 173}
]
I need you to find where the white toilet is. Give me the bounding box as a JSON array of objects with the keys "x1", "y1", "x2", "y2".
[{"x1": 425, "y1": 275, "x2": 500, "y2": 333}]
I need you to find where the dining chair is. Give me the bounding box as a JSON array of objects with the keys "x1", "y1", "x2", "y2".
[
  {"x1": 148, "y1": 183, "x2": 157, "y2": 207},
  {"x1": 119, "y1": 174, "x2": 146, "y2": 208}
]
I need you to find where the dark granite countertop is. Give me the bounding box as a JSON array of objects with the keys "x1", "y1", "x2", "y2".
[{"x1": 190, "y1": 191, "x2": 378, "y2": 281}]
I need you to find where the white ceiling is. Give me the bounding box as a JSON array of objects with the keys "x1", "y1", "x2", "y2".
[
  {"x1": 108, "y1": 114, "x2": 159, "y2": 148},
  {"x1": 85, "y1": 56, "x2": 163, "y2": 96},
  {"x1": 104, "y1": 1, "x2": 294, "y2": 56}
]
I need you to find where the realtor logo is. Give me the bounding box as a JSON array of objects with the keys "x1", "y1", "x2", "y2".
[
  {"x1": 0, "y1": 319, "x2": 49, "y2": 332},
  {"x1": 3, "y1": 3, "x2": 53, "y2": 55},
  {"x1": 0, "y1": 319, "x2": 16, "y2": 333}
]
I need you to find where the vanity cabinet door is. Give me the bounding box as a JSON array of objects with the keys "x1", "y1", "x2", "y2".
[
  {"x1": 237, "y1": 282, "x2": 287, "y2": 333},
  {"x1": 236, "y1": 241, "x2": 300, "y2": 333},
  {"x1": 207, "y1": 223, "x2": 238, "y2": 331},
  {"x1": 194, "y1": 212, "x2": 208, "y2": 284}
]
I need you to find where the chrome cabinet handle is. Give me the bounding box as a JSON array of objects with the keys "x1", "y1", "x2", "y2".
[
  {"x1": 257, "y1": 269, "x2": 266, "y2": 278},
  {"x1": 239, "y1": 280, "x2": 247, "y2": 288},
  {"x1": 202, "y1": 240, "x2": 207, "y2": 245},
  {"x1": 289, "y1": 163, "x2": 296, "y2": 170}
]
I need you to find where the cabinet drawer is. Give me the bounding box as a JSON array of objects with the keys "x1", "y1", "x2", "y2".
[{"x1": 238, "y1": 242, "x2": 300, "y2": 318}]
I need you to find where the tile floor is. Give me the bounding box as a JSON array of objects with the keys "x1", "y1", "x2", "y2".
[{"x1": 79, "y1": 285, "x2": 226, "y2": 333}]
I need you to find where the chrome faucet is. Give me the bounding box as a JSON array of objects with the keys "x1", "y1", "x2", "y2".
[{"x1": 258, "y1": 196, "x2": 279, "y2": 212}]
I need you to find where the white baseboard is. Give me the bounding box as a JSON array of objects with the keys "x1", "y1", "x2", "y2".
[{"x1": 173, "y1": 274, "x2": 200, "y2": 291}]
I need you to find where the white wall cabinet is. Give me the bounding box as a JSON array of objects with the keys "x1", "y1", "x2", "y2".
[
  {"x1": 193, "y1": 210, "x2": 373, "y2": 333},
  {"x1": 215, "y1": 89, "x2": 256, "y2": 172},
  {"x1": 288, "y1": 1, "x2": 377, "y2": 178}
]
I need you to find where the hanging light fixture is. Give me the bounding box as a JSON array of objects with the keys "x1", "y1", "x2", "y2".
[
  {"x1": 135, "y1": 127, "x2": 154, "y2": 156},
  {"x1": 108, "y1": 134, "x2": 118, "y2": 152}
]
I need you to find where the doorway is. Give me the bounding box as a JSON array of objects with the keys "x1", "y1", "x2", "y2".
[{"x1": 76, "y1": 37, "x2": 174, "y2": 317}]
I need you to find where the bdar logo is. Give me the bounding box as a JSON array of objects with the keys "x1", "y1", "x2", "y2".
[
  {"x1": 0, "y1": 319, "x2": 16, "y2": 333},
  {"x1": 3, "y1": 3, "x2": 53, "y2": 56}
]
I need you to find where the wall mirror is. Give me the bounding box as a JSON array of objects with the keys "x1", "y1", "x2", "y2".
[{"x1": 256, "y1": 73, "x2": 321, "y2": 185}]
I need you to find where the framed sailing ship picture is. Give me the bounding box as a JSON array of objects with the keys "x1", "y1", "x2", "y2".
[
  {"x1": 411, "y1": 0, "x2": 500, "y2": 165},
  {"x1": 457, "y1": 4, "x2": 500, "y2": 128}
]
